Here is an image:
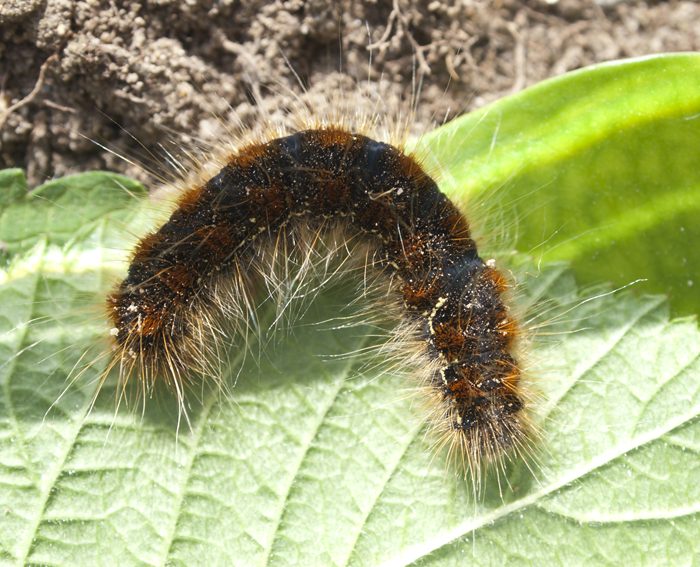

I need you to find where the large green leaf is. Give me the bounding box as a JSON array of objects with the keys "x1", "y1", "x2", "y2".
[
  {"x1": 420, "y1": 52, "x2": 700, "y2": 319},
  {"x1": 1, "y1": 54, "x2": 699, "y2": 566}
]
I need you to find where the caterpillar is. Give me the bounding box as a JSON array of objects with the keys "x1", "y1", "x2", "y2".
[{"x1": 105, "y1": 123, "x2": 531, "y2": 477}]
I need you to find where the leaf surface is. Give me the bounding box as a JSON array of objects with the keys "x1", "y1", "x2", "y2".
[{"x1": 421, "y1": 53, "x2": 700, "y2": 318}]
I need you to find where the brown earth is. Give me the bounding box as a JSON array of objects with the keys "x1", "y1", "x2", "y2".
[{"x1": 1, "y1": 0, "x2": 699, "y2": 187}]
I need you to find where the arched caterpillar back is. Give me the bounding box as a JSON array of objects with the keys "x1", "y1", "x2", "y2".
[{"x1": 107, "y1": 126, "x2": 529, "y2": 474}]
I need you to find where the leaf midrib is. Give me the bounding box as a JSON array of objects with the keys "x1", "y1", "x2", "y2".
[
  {"x1": 382, "y1": 351, "x2": 700, "y2": 566},
  {"x1": 540, "y1": 500, "x2": 700, "y2": 524},
  {"x1": 384, "y1": 412, "x2": 700, "y2": 566}
]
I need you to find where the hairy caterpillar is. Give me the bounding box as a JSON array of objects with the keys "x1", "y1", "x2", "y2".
[
  {"x1": 104, "y1": 120, "x2": 533, "y2": 478},
  {"x1": 5, "y1": 47, "x2": 693, "y2": 566}
]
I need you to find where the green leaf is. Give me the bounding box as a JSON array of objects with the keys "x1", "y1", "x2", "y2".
[
  {"x1": 420, "y1": 52, "x2": 700, "y2": 319},
  {"x1": 0, "y1": 170, "x2": 147, "y2": 253},
  {"x1": 1, "y1": 54, "x2": 699, "y2": 566}
]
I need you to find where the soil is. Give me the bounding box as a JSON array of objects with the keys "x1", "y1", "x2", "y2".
[{"x1": 1, "y1": 0, "x2": 699, "y2": 187}]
